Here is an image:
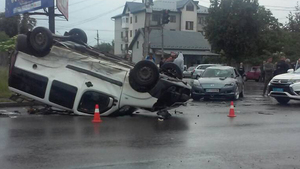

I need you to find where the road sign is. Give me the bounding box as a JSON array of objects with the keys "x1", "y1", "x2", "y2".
[
  {"x1": 56, "y1": 0, "x2": 68, "y2": 21},
  {"x1": 5, "y1": 0, "x2": 54, "y2": 17}
]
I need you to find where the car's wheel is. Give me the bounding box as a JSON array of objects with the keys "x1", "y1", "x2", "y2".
[
  {"x1": 255, "y1": 78, "x2": 259, "y2": 82},
  {"x1": 69, "y1": 28, "x2": 88, "y2": 44},
  {"x1": 16, "y1": 34, "x2": 33, "y2": 55},
  {"x1": 275, "y1": 97, "x2": 290, "y2": 104},
  {"x1": 192, "y1": 94, "x2": 201, "y2": 101},
  {"x1": 231, "y1": 86, "x2": 240, "y2": 100},
  {"x1": 129, "y1": 60, "x2": 159, "y2": 93},
  {"x1": 160, "y1": 62, "x2": 183, "y2": 79},
  {"x1": 29, "y1": 27, "x2": 53, "y2": 57}
]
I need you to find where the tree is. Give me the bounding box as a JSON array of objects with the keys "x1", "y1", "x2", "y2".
[
  {"x1": 0, "y1": 31, "x2": 9, "y2": 42},
  {"x1": 205, "y1": 0, "x2": 281, "y2": 64},
  {"x1": 0, "y1": 12, "x2": 36, "y2": 37},
  {"x1": 285, "y1": 3, "x2": 300, "y2": 32},
  {"x1": 94, "y1": 42, "x2": 113, "y2": 53}
]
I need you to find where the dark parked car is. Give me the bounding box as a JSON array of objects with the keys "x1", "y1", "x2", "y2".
[{"x1": 191, "y1": 66, "x2": 244, "y2": 100}]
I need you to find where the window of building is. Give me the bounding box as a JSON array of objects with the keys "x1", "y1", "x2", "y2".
[
  {"x1": 130, "y1": 17, "x2": 132, "y2": 24},
  {"x1": 135, "y1": 15, "x2": 138, "y2": 23},
  {"x1": 137, "y1": 41, "x2": 139, "y2": 49},
  {"x1": 125, "y1": 44, "x2": 128, "y2": 50},
  {"x1": 121, "y1": 44, "x2": 123, "y2": 50},
  {"x1": 135, "y1": 29, "x2": 137, "y2": 35},
  {"x1": 170, "y1": 15, "x2": 176, "y2": 23},
  {"x1": 152, "y1": 14, "x2": 160, "y2": 22},
  {"x1": 125, "y1": 31, "x2": 128, "y2": 37},
  {"x1": 130, "y1": 30, "x2": 132, "y2": 37},
  {"x1": 198, "y1": 17, "x2": 206, "y2": 24},
  {"x1": 121, "y1": 32, "x2": 123, "y2": 38},
  {"x1": 126, "y1": 17, "x2": 129, "y2": 23},
  {"x1": 186, "y1": 3, "x2": 194, "y2": 11},
  {"x1": 186, "y1": 21, "x2": 194, "y2": 30},
  {"x1": 170, "y1": 29, "x2": 176, "y2": 31}
]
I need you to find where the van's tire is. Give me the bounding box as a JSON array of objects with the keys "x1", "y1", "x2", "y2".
[
  {"x1": 160, "y1": 62, "x2": 183, "y2": 79},
  {"x1": 129, "y1": 60, "x2": 159, "y2": 93},
  {"x1": 275, "y1": 97, "x2": 290, "y2": 104},
  {"x1": 16, "y1": 34, "x2": 33, "y2": 55},
  {"x1": 29, "y1": 27, "x2": 53, "y2": 57},
  {"x1": 69, "y1": 28, "x2": 88, "y2": 44}
]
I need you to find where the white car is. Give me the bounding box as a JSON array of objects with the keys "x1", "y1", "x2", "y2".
[
  {"x1": 8, "y1": 27, "x2": 191, "y2": 117},
  {"x1": 192, "y1": 64, "x2": 220, "y2": 79},
  {"x1": 268, "y1": 69, "x2": 300, "y2": 104}
]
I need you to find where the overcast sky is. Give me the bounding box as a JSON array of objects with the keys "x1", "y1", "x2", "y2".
[{"x1": 0, "y1": 0, "x2": 299, "y2": 46}]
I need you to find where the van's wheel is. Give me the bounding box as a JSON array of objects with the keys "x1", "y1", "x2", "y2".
[
  {"x1": 275, "y1": 97, "x2": 290, "y2": 104},
  {"x1": 160, "y1": 62, "x2": 183, "y2": 79},
  {"x1": 129, "y1": 60, "x2": 159, "y2": 93},
  {"x1": 16, "y1": 34, "x2": 33, "y2": 55},
  {"x1": 69, "y1": 28, "x2": 88, "y2": 44},
  {"x1": 29, "y1": 27, "x2": 53, "y2": 57}
]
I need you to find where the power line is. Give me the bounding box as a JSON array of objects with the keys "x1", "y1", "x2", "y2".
[
  {"x1": 70, "y1": 0, "x2": 106, "y2": 14},
  {"x1": 69, "y1": 0, "x2": 94, "y2": 6}
]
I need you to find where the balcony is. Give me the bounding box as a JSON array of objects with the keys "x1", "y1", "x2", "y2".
[{"x1": 122, "y1": 16, "x2": 129, "y2": 29}]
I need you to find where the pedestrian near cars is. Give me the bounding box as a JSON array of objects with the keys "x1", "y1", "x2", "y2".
[
  {"x1": 274, "y1": 56, "x2": 289, "y2": 76},
  {"x1": 260, "y1": 61, "x2": 266, "y2": 82},
  {"x1": 295, "y1": 59, "x2": 300, "y2": 70},
  {"x1": 286, "y1": 58, "x2": 292, "y2": 69},
  {"x1": 263, "y1": 58, "x2": 274, "y2": 96},
  {"x1": 173, "y1": 52, "x2": 184, "y2": 72},
  {"x1": 145, "y1": 53, "x2": 156, "y2": 63},
  {"x1": 238, "y1": 62, "x2": 245, "y2": 76}
]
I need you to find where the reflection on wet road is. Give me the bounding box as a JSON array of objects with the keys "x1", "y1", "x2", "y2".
[{"x1": 1, "y1": 81, "x2": 300, "y2": 169}]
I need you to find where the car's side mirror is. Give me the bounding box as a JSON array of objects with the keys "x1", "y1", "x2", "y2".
[{"x1": 287, "y1": 69, "x2": 294, "y2": 73}]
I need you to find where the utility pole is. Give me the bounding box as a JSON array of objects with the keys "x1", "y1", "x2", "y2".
[
  {"x1": 96, "y1": 30, "x2": 100, "y2": 47},
  {"x1": 161, "y1": 25, "x2": 164, "y2": 59},
  {"x1": 48, "y1": 1, "x2": 55, "y2": 33},
  {"x1": 143, "y1": 0, "x2": 153, "y2": 59}
]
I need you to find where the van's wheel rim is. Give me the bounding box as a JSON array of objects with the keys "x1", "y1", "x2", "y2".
[
  {"x1": 138, "y1": 67, "x2": 152, "y2": 81},
  {"x1": 35, "y1": 33, "x2": 46, "y2": 45}
]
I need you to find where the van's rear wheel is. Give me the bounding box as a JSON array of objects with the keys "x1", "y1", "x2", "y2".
[
  {"x1": 160, "y1": 62, "x2": 183, "y2": 79},
  {"x1": 29, "y1": 27, "x2": 53, "y2": 57},
  {"x1": 129, "y1": 60, "x2": 159, "y2": 93},
  {"x1": 69, "y1": 28, "x2": 88, "y2": 44},
  {"x1": 275, "y1": 97, "x2": 290, "y2": 104}
]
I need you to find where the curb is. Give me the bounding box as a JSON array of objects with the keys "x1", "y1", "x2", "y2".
[{"x1": 0, "y1": 102, "x2": 42, "y2": 108}]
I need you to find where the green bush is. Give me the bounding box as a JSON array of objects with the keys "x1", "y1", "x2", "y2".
[{"x1": 0, "y1": 67, "x2": 12, "y2": 98}]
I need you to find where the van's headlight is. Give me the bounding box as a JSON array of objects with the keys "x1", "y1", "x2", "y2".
[{"x1": 192, "y1": 80, "x2": 201, "y2": 87}]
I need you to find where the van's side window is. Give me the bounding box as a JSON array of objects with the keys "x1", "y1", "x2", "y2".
[
  {"x1": 78, "y1": 91, "x2": 112, "y2": 114},
  {"x1": 49, "y1": 81, "x2": 77, "y2": 109}
]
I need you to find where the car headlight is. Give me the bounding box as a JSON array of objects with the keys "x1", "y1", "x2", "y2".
[
  {"x1": 225, "y1": 82, "x2": 235, "y2": 86},
  {"x1": 192, "y1": 80, "x2": 201, "y2": 87},
  {"x1": 291, "y1": 79, "x2": 300, "y2": 83}
]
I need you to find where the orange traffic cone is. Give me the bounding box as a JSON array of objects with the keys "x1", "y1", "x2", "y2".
[
  {"x1": 92, "y1": 104, "x2": 102, "y2": 123},
  {"x1": 228, "y1": 101, "x2": 236, "y2": 117}
]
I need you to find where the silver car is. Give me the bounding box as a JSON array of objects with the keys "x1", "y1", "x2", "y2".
[
  {"x1": 183, "y1": 66, "x2": 195, "y2": 78},
  {"x1": 192, "y1": 64, "x2": 220, "y2": 79},
  {"x1": 191, "y1": 66, "x2": 244, "y2": 100}
]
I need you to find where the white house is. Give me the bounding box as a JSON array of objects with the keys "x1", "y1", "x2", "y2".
[{"x1": 111, "y1": 0, "x2": 209, "y2": 58}]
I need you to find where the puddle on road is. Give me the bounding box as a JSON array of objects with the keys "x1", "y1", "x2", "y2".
[{"x1": 0, "y1": 110, "x2": 21, "y2": 118}]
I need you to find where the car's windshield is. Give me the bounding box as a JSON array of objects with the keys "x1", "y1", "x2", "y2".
[
  {"x1": 198, "y1": 65, "x2": 213, "y2": 69},
  {"x1": 202, "y1": 68, "x2": 233, "y2": 78},
  {"x1": 188, "y1": 67, "x2": 195, "y2": 71},
  {"x1": 294, "y1": 68, "x2": 300, "y2": 74}
]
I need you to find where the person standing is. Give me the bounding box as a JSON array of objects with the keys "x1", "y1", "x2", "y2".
[
  {"x1": 260, "y1": 61, "x2": 266, "y2": 82},
  {"x1": 238, "y1": 62, "x2": 245, "y2": 76},
  {"x1": 274, "y1": 56, "x2": 289, "y2": 76},
  {"x1": 145, "y1": 53, "x2": 156, "y2": 63},
  {"x1": 173, "y1": 52, "x2": 184, "y2": 72},
  {"x1": 285, "y1": 58, "x2": 292, "y2": 69},
  {"x1": 263, "y1": 58, "x2": 274, "y2": 96}
]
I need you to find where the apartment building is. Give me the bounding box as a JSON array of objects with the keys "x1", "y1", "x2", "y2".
[{"x1": 112, "y1": 0, "x2": 209, "y2": 58}]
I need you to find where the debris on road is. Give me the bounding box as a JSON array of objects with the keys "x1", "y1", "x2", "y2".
[
  {"x1": 0, "y1": 110, "x2": 21, "y2": 118},
  {"x1": 258, "y1": 112, "x2": 274, "y2": 115}
]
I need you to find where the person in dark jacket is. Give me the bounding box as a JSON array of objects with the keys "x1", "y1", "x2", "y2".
[
  {"x1": 274, "y1": 56, "x2": 289, "y2": 76},
  {"x1": 238, "y1": 62, "x2": 245, "y2": 76}
]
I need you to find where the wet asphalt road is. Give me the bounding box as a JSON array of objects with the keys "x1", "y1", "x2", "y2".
[{"x1": 1, "y1": 81, "x2": 300, "y2": 169}]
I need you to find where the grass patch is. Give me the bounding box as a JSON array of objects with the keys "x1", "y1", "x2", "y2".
[{"x1": 0, "y1": 67, "x2": 12, "y2": 99}]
